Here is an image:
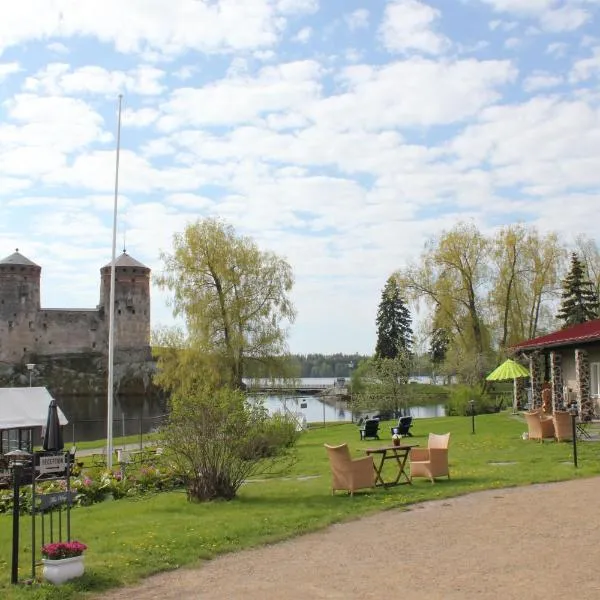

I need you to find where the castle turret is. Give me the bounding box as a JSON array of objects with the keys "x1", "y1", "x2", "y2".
[
  {"x1": 0, "y1": 250, "x2": 41, "y2": 362},
  {"x1": 99, "y1": 252, "x2": 151, "y2": 351}
]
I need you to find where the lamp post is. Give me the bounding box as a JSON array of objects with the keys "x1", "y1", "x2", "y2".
[
  {"x1": 6, "y1": 449, "x2": 31, "y2": 585},
  {"x1": 570, "y1": 403, "x2": 578, "y2": 468},
  {"x1": 470, "y1": 399, "x2": 476, "y2": 434},
  {"x1": 26, "y1": 363, "x2": 35, "y2": 387}
]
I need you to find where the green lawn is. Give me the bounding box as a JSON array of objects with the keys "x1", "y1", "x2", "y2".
[{"x1": 1, "y1": 411, "x2": 599, "y2": 599}]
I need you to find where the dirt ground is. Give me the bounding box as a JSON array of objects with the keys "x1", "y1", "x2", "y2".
[{"x1": 98, "y1": 477, "x2": 600, "y2": 600}]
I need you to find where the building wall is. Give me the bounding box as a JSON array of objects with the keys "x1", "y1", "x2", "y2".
[{"x1": 558, "y1": 347, "x2": 600, "y2": 386}]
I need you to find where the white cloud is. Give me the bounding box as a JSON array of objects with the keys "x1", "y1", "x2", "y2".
[
  {"x1": 23, "y1": 63, "x2": 165, "y2": 96},
  {"x1": 546, "y1": 41, "x2": 569, "y2": 57},
  {"x1": 0, "y1": 0, "x2": 305, "y2": 58},
  {"x1": 345, "y1": 9, "x2": 369, "y2": 31},
  {"x1": 46, "y1": 42, "x2": 69, "y2": 54},
  {"x1": 479, "y1": 0, "x2": 592, "y2": 32},
  {"x1": 523, "y1": 70, "x2": 563, "y2": 91},
  {"x1": 276, "y1": 0, "x2": 319, "y2": 14},
  {"x1": 380, "y1": 0, "x2": 449, "y2": 55},
  {"x1": 570, "y1": 46, "x2": 600, "y2": 81},
  {"x1": 539, "y1": 5, "x2": 590, "y2": 31},
  {"x1": 122, "y1": 107, "x2": 160, "y2": 128},
  {"x1": 309, "y1": 58, "x2": 516, "y2": 131},
  {"x1": 292, "y1": 27, "x2": 313, "y2": 43},
  {"x1": 489, "y1": 19, "x2": 519, "y2": 31},
  {"x1": 0, "y1": 94, "x2": 111, "y2": 161},
  {"x1": 504, "y1": 37, "x2": 521, "y2": 49},
  {"x1": 0, "y1": 62, "x2": 20, "y2": 81},
  {"x1": 450, "y1": 97, "x2": 600, "y2": 195},
  {"x1": 157, "y1": 60, "x2": 323, "y2": 130}
]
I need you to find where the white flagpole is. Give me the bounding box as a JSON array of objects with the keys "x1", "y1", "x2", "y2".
[{"x1": 107, "y1": 94, "x2": 123, "y2": 470}]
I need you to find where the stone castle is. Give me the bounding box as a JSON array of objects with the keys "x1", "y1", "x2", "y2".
[{"x1": 0, "y1": 249, "x2": 151, "y2": 367}]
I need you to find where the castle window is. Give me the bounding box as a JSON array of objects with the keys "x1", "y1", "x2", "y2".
[
  {"x1": 8, "y1": 321, "x2": 13, "y2": 329},
  {"x1": 43, "y1": 323, "x2": 47, "y2": 330},
  {"x1": 29, "y1": 321, "x2": 33, "y2": 329},
  {"x1": 92, "y1": 342, "x2": 96, "y2": 349},
  {"x1": 23, "y1": 347, "x2": 27, "y2": 352},
  {"x1": 90, "y1": 321, "x2": 98, "y2": 331},
  {"x1": 48, "y1": 340, "x2": 52, "y2": 345},
  {"x1": 132, "y1": 309, "x2": 136, "y2": 315},
  {"x1": 126, "y1": 296, "x2": 133, "y2": 307}
]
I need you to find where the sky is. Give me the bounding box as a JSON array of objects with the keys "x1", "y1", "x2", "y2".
[{"x1": 1, "y1": 0, "x2": 600, "y2": 356}]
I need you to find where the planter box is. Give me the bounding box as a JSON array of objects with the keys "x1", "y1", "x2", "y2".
[{"x1": 42, "y1": 555, "x2": 85, "y2": 585}]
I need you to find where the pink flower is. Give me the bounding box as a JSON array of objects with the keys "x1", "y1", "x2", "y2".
[{"x1": 41, "y1": 541, "x2": 87, "y2": 560}]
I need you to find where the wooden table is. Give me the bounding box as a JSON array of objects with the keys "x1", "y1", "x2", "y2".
[{"x1": 365, "y1": 444, "x2": 418, "y2": 487}]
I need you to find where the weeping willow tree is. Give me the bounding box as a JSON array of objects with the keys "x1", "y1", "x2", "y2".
[{"x1": 155, "y1": 218, "x2": 297, "y2": 390}]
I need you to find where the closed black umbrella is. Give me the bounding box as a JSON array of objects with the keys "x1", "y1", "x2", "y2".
[{"x1": 42, "y1": 400, "x2": 64, "y2": 451}]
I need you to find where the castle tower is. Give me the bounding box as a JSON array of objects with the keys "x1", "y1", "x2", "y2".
[
  {"x1": 99, "y1": 252, "x2": 151, "y2": 352},
  {"x1": 0, "y1": 250, "x2": 41, "y2": 362}
]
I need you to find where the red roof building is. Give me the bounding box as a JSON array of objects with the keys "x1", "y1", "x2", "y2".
[
  {"x1": 511, "y1": 319, "x2": 600, "y2": 351},
  {"x1": 510, "y1": 320, "x2": 600, "y2": 420}
]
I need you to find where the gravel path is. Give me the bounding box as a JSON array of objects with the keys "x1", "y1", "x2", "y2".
[{"x1": 97, "y1": 477, "x2": 600, "y2": 600}]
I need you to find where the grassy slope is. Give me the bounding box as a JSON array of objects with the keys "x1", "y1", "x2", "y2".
[{"x1": 1, "y1": 411, "x2": 598, "y2": 599}]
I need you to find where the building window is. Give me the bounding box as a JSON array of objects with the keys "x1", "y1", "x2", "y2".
[{"x1": 591, "y1": 363, "x2": 600, "y2": 398}]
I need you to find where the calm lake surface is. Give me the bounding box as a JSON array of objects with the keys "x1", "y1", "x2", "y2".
[{"x1": 56, "y1": 377, "x2": 446, "y2": 443}]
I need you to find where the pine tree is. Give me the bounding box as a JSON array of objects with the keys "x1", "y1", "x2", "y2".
[
  {"x1": 430, "y1": 327, "x2": 450, "y2": 366},
  {"x1": 375, "y1": 276, "x2": 412, "y2": 359},
  {"x1": 557, "y1": 252, "x2": 600, "y2": 328}
]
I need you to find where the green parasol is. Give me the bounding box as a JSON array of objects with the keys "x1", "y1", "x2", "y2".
[
  {"x1": 486, "y1": 358, "x2": 530, "y2": 381},
  {"x1": 486, "y1": 358, "x2": 530, "y2": 413}
]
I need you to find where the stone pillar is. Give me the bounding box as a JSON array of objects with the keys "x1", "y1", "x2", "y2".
[
  {"x1": 575, "y1": 348, "x2": 593, "y2": 420},
  {"x1": 513, "y1": 377, "x2": 525, "y2": 411},
  {"x1": 550, "y1": 351, "x2": 564, "y2": 412},
  {"x1": 529, "y1": 352, "x2": 543, "y2": 409}
]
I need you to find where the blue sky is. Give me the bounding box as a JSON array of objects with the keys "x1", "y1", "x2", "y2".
[{"x1": 1, "y1": 0, "x2": 600, "y2": 354}]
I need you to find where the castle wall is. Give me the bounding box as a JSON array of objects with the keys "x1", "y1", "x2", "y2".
[
  {"x1": 34, "y1": 309, "x2": 107, "y2": 356},
  {"x1": 0, "y1": 253, "x2": 151, "y2": 365}
]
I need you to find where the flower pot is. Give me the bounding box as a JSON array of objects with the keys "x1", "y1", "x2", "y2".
[{"x1": 42, "y1": 555, "x2": 85, "y2": 585}]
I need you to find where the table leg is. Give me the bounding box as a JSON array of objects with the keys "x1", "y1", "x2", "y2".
[
  {"x1": 372, "y1": 454, "x2": 386, "y2": 487},
  {"x1": 390, "y1": 449, "x2": 412, "y2": 485}
]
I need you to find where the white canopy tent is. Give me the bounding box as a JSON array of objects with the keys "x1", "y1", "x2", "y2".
[{"x1": 0, "y1": 387, "x2": 68, "y2": 431}]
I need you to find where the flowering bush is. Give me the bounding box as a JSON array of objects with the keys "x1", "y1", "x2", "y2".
[{"x1": 41, "y1": 540, "x2": 87, "y2": 560}]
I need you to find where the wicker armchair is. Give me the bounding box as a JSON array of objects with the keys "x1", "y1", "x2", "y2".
[
  {"x1": 524, "y1": 411, "x2": 555, "y2": 441},
  {"x1": 409, "y1": 433, "x2": 450, "y2": 483},
  {"x1": 324, "y1": 443, "x2": 375, "y2": 496},
  {"x1": 553, "y1": 411, "x2": 573, "y2": 442}
]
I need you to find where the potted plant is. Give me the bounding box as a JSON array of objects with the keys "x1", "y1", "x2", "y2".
[
  {"x1": 391, "y1": 433, "x2": 402, "y2": 446},
  {"x1": 41, "y1": 540, "x2": 87, "y2": 585}
]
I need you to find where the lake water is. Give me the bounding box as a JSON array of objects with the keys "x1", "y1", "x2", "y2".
[
  {"x1": 263, "y1": 394, "x2": 446, "y2": 424},
  {"x1": 56, "y1": 377, "x2": 446, "y2": 442}
]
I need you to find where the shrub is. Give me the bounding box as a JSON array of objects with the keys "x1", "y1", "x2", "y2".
[
  {"x1": 446, "y1": 385, "x2": 500, "y2": 416},
  {"x1": 161, "y1": 384, "x2": 298, "y2": 502}
]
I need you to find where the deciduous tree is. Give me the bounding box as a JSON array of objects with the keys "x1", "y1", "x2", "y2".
[{"x1": 155, "y1": 218, "x2": 296, "y2": 389}]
